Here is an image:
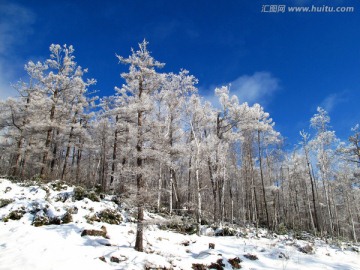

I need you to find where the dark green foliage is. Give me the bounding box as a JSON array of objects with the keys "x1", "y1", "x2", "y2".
[
  {"x1": 87, "y1": 191, "x2": 100, "y2": 202},
  {"x1": 49, "y1": 181, "x2": 68, "y2": 191},
  {"x1": 7, "y1": 209, "x2": 26, "y2": 220},
  {"x1": 276, "y1": 223, "x2": 288, "y2": 235},
  {"x1": 32, "y1": 211, "x2": 49, "y2": 227},
  {"x1": 73, "y1": 186, "x2": 87, "y2": 200},
  {"x1": 61, "y1": 211, "x2": 73, "y2": 224},
  {"x1": 86, "y1": 208, "x2": 122, "y2": 225},
  {"x1": 0, "y1": 199, "x2": 14, "y2": 208},
  {"x1": 73, "y1": 187, "x2": 101, "y2": 202}
]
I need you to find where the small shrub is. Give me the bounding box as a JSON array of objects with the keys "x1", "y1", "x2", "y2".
[
  {"x1": 54, "y1": 192, "x2": 71, "y2": 203},
  {"x1": 276, "y1": 223, "x2": 288, "y2": 235},
  {"x1": 32, "y1": 211, "x2": 49, "y2": 227},
  {"x1": 111, "y1": 195, "x2": 121, "y2": 205},
  {"x1": 66, "y1": 206, "x2": 78, "y2": 215},
  {"x1": 61, "y1": 211, "x2": 73, "y2": 224},
  {"x1": 73, "y1": 186, "x2": 87, "y2": 200},
  {"x1": 98, "y1": 209, "x2": 122, "y2": 224},
  {"x1": 86, "y1": 208, "x2": 122, "y2": 225},
  {"x1": 87, "y1": 191, "x2": 100, "y2": 202},
  {"x1": 0, "y1": 199, "x2": 14, "y2": 208},
  {"x1": 7, "y1": 209, "x2": 26, "y2": 220},
  {"x1": 49, "y1": 181, "x2": 68, "y2": 191}
]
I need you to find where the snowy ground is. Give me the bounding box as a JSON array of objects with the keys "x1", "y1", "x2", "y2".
[{"x1": 0, "y1": 178, "x2": 359, "y2": 270}]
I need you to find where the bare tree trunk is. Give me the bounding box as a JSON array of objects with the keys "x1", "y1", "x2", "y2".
[
  {"x1": 187, "y1": 156, "x2": 191, "y2": 209},
  {"x1": 157, "y1": 164, "x2": 162, "y2": 211},
  {"x1": 258, "y1": 131, "x2": 270, "y2": 228},
  {"x1": 195, "y1": 161, "x2": 201, "y2": 236},
  {"x1": 208, "y1": 158, "x2": 218, "y2": 223},
  {"x1": 12, "y1": 137, "x2": 23, "y2": 177},
  {"x1": 40, "y1": 89, "x2": 58, "y2": 179},
  {"x1": 304, "y1": 144, "x2": 320, "y2": 233},
  {"x1": 346, "y1": 193, "x2": 358, "y2": 243},
  {"x1": 110, "y1": 115, "x2": 119, "y2": 185},
  {"x1": 75, "y1": 144, "x2": 82, "y2": 184},
  {"x1": 135, "y1": 80, "x2": 144, "y2": 252},
  {"x1": 61, "y1": 112, "x2": 78, "y2": 180},
  {"x1": 169, "y1": 167, "x2": 173, "y2": 215}
]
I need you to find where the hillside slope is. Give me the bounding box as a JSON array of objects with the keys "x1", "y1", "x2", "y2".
[{"x1": 0, "y1": 179, "x2": 359, "y2": 270}]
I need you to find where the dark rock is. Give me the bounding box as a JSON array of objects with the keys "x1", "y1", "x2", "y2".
[
  {"x1": 192, "y1": 263, "x2": 207, "y2": 270},
  {"x1": 208, "y1": 259, "x2": 225, "y2": 270},
  {"x1": 299, "y1": 244, "x2": 314, "y2": 254},
  {"x1": 110, "y1": 256, "x2": 120, "y2": 263},
  {"x1": 244, "y1": 253, "x2": 258, "y2": 260},
  {"x1": 81, "y1": 225, "x2": 108, "y2": 238},
  {"x1": 279, "y1": 252, "x2": 289, "y2": 260},
  {"x1": 228, "y1": 257, "x2": 242, "y2": 269},
  {"x1": 49, "y1": 217, "x2": 61, "y2": 225},
  {"x1": 99, "y1": 256, "x2": 106, "y2": 262},
  {"x1": 181, "y1": 240, "x2": 190, "y2": 246}
]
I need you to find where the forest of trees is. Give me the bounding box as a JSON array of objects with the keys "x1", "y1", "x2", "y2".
[{"x1": 0, "y1": 41, "x2": 359, "y2": 251}]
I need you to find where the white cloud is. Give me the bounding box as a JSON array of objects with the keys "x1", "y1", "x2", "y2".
[
  {"x1": 229, "y1": 72, "x2": 279, "y2": 104},
  {"x1": 203, "y1": 72, "x2": 279, "y2": 108},
  {"x1": 0, "y1": 2, "x2": 35, "y2": 100},
  {"x1": 320, "y1": 92, "x2": 347, "y2": 113}
]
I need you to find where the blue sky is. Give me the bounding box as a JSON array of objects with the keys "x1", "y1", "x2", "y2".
[{"x1": 1, "y1": 0, "x2": 360, "y2": 145}]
